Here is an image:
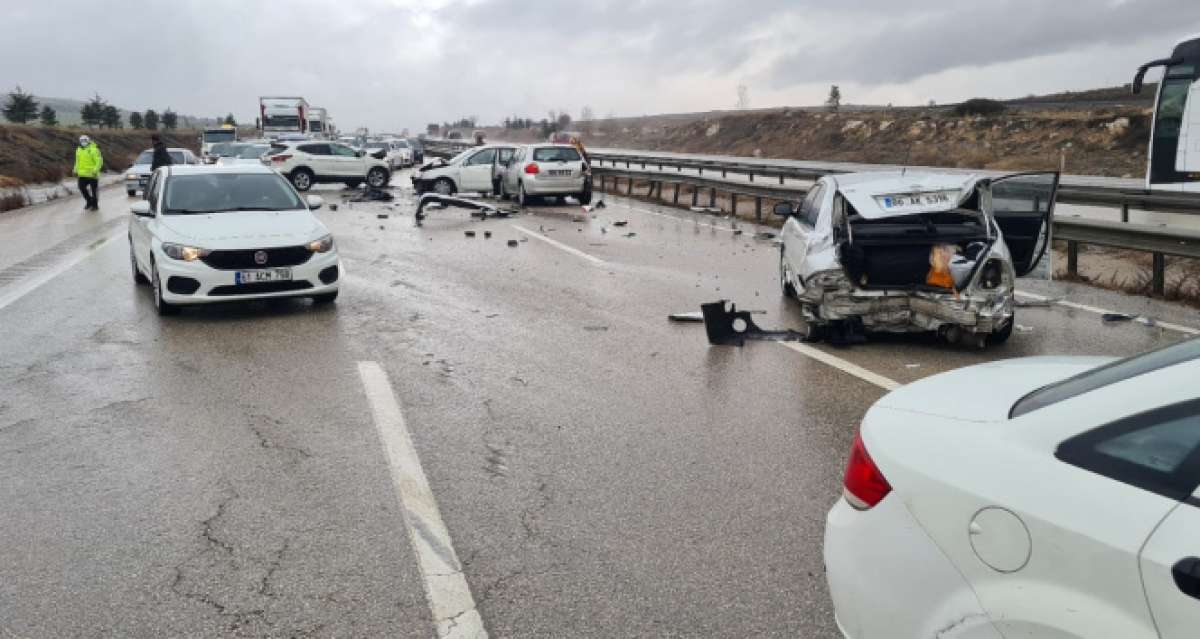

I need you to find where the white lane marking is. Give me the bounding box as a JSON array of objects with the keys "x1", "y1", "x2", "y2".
[
  {"x1": 511, "y1": 224, "x2": 605, "y2": 264},
  {"x1": 0, "y1": 229, "x2": 123, "y2": 312},
  {"x1": 1016, "y1": 290, "x2": 1200, "y2": 336},
  {"x1": 779, "y1": 342, "x2": 902, "y2": 391},
  {"x1": 357, "y1": 362, "x2": 487, "y2": 639}
]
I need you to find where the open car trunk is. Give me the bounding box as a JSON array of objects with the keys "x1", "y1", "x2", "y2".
[{"x1": 839, "y1": 207, "x2": 992, "y2": 291}]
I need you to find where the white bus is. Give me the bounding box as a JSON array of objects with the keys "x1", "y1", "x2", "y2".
[{"x1": 1134, "y1": 34, "x2": 1200, "y2": 192}]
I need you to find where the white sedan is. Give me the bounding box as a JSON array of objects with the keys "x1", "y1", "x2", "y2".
[
  {"x1": 825, "y1": 339, "x2": 1200, "y2": 638},
  {"x1": 128, "y1": 164, "x2": 340, "y2": 316}
]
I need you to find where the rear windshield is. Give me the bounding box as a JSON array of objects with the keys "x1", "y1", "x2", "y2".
[
  {"x1": 533, "y1": 147, "x2": 581, "y2": 162},
  {"x1": 162, "y1": 173, "x2": 303, "y2": 214},
  {"x1": 236, "y1": 145, "x2": 270, "y2": 159},
  {"x1": 210, "y1": 143, "x2": 235, "y2": 156},
  {"x1": 203, "y1": 130, "x2": 235, "y2": 142},
  {"x1": 1011, "y1": 337, "x2": 1200, "y2": 418}
]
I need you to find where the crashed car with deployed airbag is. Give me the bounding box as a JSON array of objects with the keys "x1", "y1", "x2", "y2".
[{"x1": 777, "y1": 170, "x2": 1058, "y2": 346}]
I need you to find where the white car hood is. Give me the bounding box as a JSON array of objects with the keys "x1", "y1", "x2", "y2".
[
  {"x1": 837, "y1": 172, "x2": 979, "y2": 220},
  {"x1": 874, "y1": 356, "x2": 1114, "y2": 423},
  {"x1": 158, "y1": 210, "x2": 325, "y2": 248}
]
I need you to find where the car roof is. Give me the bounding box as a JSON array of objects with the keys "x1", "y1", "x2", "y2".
[{"x1": 165, "y1": 164, "x2": 275, "y2": 176}]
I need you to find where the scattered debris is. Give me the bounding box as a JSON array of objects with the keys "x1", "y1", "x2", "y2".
[
  {"x1": 1102, "y1": 313, "x2": 1136, "y2": 323},
  {"x1": 700, "y1": 300, "x2": 805, "y2": 346},
  {"x1": 583, "y1": 326, "x2": 609, "y2": 332},
  {"x1": 347, "y1": 188, "x2": 395, "y2": 202},
  {"x1": 1016, "y1": 324, "x2": 1035, "y2": 332},
  {"x1": 754, "y1": 231, "x2": 777, "y2": 240},
  {"x1": 484, "y1": 231, "x2": 492, "y2": 239},
  {"x1": 579, "y1": 200, "x2": 606, "y2": 213},
  {"x1": 507, "y1": 239, "x2": 519, "y2": 247},
  {"x1": 571, "y1": 215, "x2": 587, "y2": 223},
  {"x1": 624, "y1": 232, "x2": 637, "y2": 238},
  {"x1": 465, "y1": 230, "x2": 476, "y2": 238},
  {"x1": 1016, "y1": 297, "x2": 1056, "y2": 308},
  {"x1": 613, "y1": 220, "x2": 628, "y2": 227},
  {"x1": 733, "y1": 229, "x2": 743, "y2": 235},
  {"x1": 328, "y1": 203, "x2": 339, "y2": 211},
  {"x1": 377, "y1": 213, "x2": 389, "y2": 219},
  {"x1": 486, "y1": 313, "x2": 500, "y2": 318},
  {"x1": 415, "y1": 193, "x2": 502, "y2": 221},
  {"x1": 1138, "y1": 317, "x2": 1158, "y2": 327},
  {"x1": 668, "y1": 311, "x2": 705, "y2": 323}
]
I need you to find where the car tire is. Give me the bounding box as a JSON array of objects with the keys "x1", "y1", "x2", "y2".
[
  {"x1": 433, "y1": 177, "x2": 456, "y2": 196},
  {"x1": 498, "y1": 180, "x2": 509, "y2": 201},
  {"x1": 130, "y1": 242, "x2": 148, "y2": 285},
  {"x1": 780, "y1": 250, "x2": 797, "y2": 298},
  {"x1": 151, "y1": 260, "x2": 180, "y2": 316},
  {"x1": 988, "y1": 315, "x2": 1015, "y2": 345},
  {"x1": 291, "y1": 168, "x2": 314, "y2": 192},
  {"x1": 345, "y1": 179, "x2": 362, "y2": 189},
  {"x1": 367, "y1": 167, "x2": 390, "y2": 189},
  {"x1": 312, "y1": 291, "x2": 338, "y2": 305},
  {"x1": 518, "y1": 183, "x2": 535, "y2": 206},
  {"x1": 127, "y1": 190, "x2": 137, "y2": 197}
]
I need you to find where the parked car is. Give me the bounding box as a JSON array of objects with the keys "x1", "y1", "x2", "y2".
[
  {"x1": 264, "y1": 141, "x2": 391, "y2": 191},
  {"x1": 825, "y1": 337, "x2": 1200, "y2": 639},
  {"x1": 362, "y1": 140, "x2": 413, "y2": 170},
  {"x1": 216, "y1": 143, "x2": 272, "y2": 166},
  {"x1": 498, "y1": 144, "x2": 592, "y2": 205},
  {"x1": 777, "y1": 171, "x2": 1058, "y2": 346},
  {"x1": 127, "y1": 164, "x2": 339, "y2": 315},
  {"x1": 387, "y1": 139, "x2": 415, "y2": 167},
  {"x1": 408, "y1": 137, "x2": 425, "y2": 164},
  {"x1": 125, "y1": 148, "x2": 200, "y2": 196},
  {"x1": 411, "y1": 144, "x2": 515, "y2": 196},
  {"x1": 203, "y1": 142, "x2": 241, "y2": 164}
]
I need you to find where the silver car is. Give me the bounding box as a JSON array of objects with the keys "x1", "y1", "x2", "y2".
[
  {"x1": 777, "y1": 171, "x2": 1058, "y2": 346},
  {"x1": 498, "y1": 144, "x2": 591, "y2": 205},
  {"x1": 124, "y1": 148, "x2": 199, "y2": 196}
]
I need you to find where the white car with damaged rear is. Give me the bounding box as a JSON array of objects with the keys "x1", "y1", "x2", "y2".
[
  {"x1": 127, "y1": 164, "x2": 340, "y2": 316},
  {"x1": 498, "y1": 144, "x2": 592, "y2": 205},
  {"x1": 825, "y1": 337, "x2": 1200, "y2": 639},
  {"x1": 778, "y1": 171, "x2": 1057, "y2": 346}
]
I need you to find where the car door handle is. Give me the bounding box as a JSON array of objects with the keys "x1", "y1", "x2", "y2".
[{"x1": 1172, "y1": 557, "x2": 1200, "y2": 599}]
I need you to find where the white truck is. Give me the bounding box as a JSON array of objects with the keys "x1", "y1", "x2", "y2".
[
  {"x1": 199, "y1": 125, "x2": 238, "y2": 161},
  {"x1": 259, "y1": 96, "x2": 310, "y2": 139},
  {"x1": 307, "y1": 107, "x2": 331, "y2": 139}
]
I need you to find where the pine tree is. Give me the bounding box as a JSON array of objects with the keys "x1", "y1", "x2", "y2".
[
  {"x1": 129, "y1": 111, "x2": 143, "y2": 129},
  {"x1": 2, "y1": 86, "x2": 39, "y2": 124},
  {"x1": 39, "y1": 105, "x2": 57, "y2": 127},
  {"x1": 161, "y1": 109, "x2": 177, "y2": 129},
  {"x1": 825, "y1": 85, "x2": 842, "y2": 113},
  {"x1": 80, "y1": 94, "x2": 107, "y2": 127},
  {"x1": 223, "y1": 113, "x2": 236, "y2": 126},
  {"x1": 102, "y1": 105, "x2": 122, "y2": 129},
  {"x1": 143, "y1": 109, "x2": 159, "y2": 130}
]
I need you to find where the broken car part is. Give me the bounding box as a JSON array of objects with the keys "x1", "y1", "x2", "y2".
[
  {"x1": 700, "y1": 300, "x2": 806, "y2": 346},
  {"x1": 415, "y1": 193, "x2": 506, "y2": 221}
]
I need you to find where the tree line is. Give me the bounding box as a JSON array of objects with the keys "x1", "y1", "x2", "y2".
[{"x1": 2, "y1": 86, "x2": 186, "y2": 130}]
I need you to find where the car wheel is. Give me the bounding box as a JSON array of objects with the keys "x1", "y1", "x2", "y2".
[
  {"x1": 312, "y1": 291, "x2": 338, "y2": 305},
  {"x1": 126, "y1": 190, "x2": 137, "y2": 197},
  {"x1": 291, "y1": 168, "x2": 314, "y2": 192},
  {"x1": 433, "y1": 177, "x2": 456, "y2": 196},
  {"x1": 780, "y1": 250, "x2": 797, "y2": 298},
  {"x1": 367, "y1": 167, "x2": 390, "y2": 188},
  {"x1": 130, "y1": 242, "x2": 148, "y2": 285},
  {"x1": 498, "y1": 180, "x2": 509, "y2": 201},
  {"x1": 518, "y1": 183, "x2": 535, "y2": 206},
  {"x1": 151, "y1": 260, "x2": 180, "y2": 316},
  {"x1": 578, "y1": 190, "x2": 593, "y2": 205},
  {"x1": 988, "y1": 314, "x2": 1015, "y2": 345}
]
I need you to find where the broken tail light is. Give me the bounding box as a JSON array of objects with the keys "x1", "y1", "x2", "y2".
[
  {"x1": 271, "y1": 154, "x2": 292, "y2": 163},
  {"x1": 524, "y1": 162, "x2": 540, "y2": 175},
  {"x1": 979, "y1": 260, "x2": 1003, "y2": 289},
  {"x1": 843, "y1": 430, "x2": 892, "y2": 510}
]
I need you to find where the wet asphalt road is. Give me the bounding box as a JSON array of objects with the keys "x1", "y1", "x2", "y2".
[{"x1": 0, "y1": 175, "x2": 1195, "y2": 637}]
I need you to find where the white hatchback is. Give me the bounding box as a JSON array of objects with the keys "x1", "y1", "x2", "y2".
[
  {"x1": 825, "y1": 338, "x2": 1200, "y2": 638},
  {"x1": 127, "y1": 164, "x2": 340, "y2": 316}
]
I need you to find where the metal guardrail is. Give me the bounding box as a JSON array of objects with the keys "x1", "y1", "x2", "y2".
[{"x1": 421, "y1": 139, "x2": 1200, "y2": 295}]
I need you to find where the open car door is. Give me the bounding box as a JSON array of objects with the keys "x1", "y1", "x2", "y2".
[{"x1": 988, "y1": 171, "x2": 1059, "y2": 277}]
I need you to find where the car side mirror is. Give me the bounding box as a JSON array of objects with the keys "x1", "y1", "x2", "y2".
[
  {"x1": 774, "y1": 202, "x2": 795, "y2": 217},
  {"x1": 131, "y1": 201, "x2": 153, "y2": 217},
  {"x1": 306, "y1": 195, "x2": 324, "y2": 210}
]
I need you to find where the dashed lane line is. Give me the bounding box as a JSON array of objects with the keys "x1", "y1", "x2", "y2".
[
  {"x1": 511, "y1": 224, "x2": 605, "y2": 264},
  {"x1": 0, "y1": 228, "x2": 124, "y2": 312},
  {"x1": 357, "y1": 361, "x2": 487, "y2": 639},
  {"x1": 778, "y1": 342, "x2": 902, "y2": 391},
  {"x1": 1016, "y1": 290, "x2": 1200, "y2": 336}
]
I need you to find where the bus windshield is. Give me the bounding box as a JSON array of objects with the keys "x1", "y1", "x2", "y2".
[{"x1": 1150, "y1": 62, "x2": 1197, "y2": 185}]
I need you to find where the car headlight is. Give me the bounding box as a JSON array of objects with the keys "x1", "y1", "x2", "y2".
[
  {"x1": 127, "y1": 173, "x2": 138, "y2": 180},
  {"x1": 161, "y1": 242, "x2": 211, "y2": 261},
  {"x1": 307, "y1": 235, "x2": 334, "y2": 253}
]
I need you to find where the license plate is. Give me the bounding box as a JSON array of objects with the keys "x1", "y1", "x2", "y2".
[
  {"x1": 875, "y1": 190, "x2": 958, "y2": 212},
  {"x1": 548, "y1": 169, "x2": 572, "y2": 177},
  {"x1": 235, "y1": 268, "x2": 292, "y2": 284}
]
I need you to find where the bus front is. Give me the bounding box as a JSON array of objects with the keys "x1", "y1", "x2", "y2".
[{"x1": 1135, "y1": 34, "x2": 1200, "y2": 192}]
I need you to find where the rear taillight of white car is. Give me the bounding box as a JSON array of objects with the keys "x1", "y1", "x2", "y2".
[
  {"x1": 843, "y1": 431, "x2": 892, "y2": 510},
  {"x1": 271, "y1": 154, "x2": 292, "y2": 163},
  {"x1": 524, "y1": 162, "x2": 540, "y2": 175}
]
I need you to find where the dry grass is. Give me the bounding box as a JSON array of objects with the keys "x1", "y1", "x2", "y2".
[
  {"x1": 0, "y1": 123, "x2": 199, "y2": 187},
  {"x1": 1054, "y1": 244, "x2": 1200, "y2": 308},
  {"x1": 0, "y1": 191, "x2": 27, "y2": 212}
]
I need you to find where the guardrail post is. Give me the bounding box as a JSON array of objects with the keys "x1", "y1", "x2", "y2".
[
  {"x1": 1152, "y1": 253, "x2": 1165, "y2": 296},
  {"x1": 779, "y1": 175, "x2": 785, "y2": 185},
  {"x1": 698, "y1": 167, "x2": 704, "y2": 176},
  {"x1": 709, "y1": 187, "x2": 717, "y2": 208},
  {"x1": 691, "y1": 187, "x2": 699, "y2": 207},
  {"x1": 641, "y1": 161, "x2": 646, "y2": 169},
  {"x1": 1121, "y1": 202, "x2": 1129, "y2": 223},
  {"x1": 721, "y1": 169, "x2": 727, "y2": 178},
  {"x1": 1067, "y1": 240, "x2": 1079, "y2": 276},
  {"x1": 627, "y1": 177, "x2": 634, "y2": 195},
  {"x1": 730, "y1": 193, "x2": 737, "y2": 215},
  {"x1": 677, "y1": 165, "x2": 682, "y2": 172},
  {"x1": 749, "y1": 172, "x2": 755, "y2": 183},
  {"x1": 755, "y1": 196, "x2": 762, "y2": 223},
  {"x1": 673, "y1": 183, "x2": 680, "y2": 205}
]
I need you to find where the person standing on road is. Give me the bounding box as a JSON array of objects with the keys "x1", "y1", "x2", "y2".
[
  {"x1": 73, "y1": 135, "x2": 103, "y2": 211},
  {"x1": 150, "y1": 134, "x2": 173, "y2": 172}
]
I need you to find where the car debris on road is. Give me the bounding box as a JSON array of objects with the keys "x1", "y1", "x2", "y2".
[{"x1": 700, "y1": 300, "x2": 806, "y2": 346}]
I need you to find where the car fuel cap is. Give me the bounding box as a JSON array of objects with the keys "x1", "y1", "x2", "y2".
[{"x1": 968, "y1": 506, "x2": 1031, "y2": 573}]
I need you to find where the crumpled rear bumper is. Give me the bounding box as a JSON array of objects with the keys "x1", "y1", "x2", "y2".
[{"x1": 800, "y1": 279, "x2": 1013, "y2": 334}]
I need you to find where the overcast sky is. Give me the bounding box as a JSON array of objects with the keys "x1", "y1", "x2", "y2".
[{"x1": 2, "y1": 0, "x2": 1198, "y2": 132}]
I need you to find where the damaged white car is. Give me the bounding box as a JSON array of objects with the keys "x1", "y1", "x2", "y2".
[{"x1": 777, "y1": 171, "x2": 1057, "y2": 346}]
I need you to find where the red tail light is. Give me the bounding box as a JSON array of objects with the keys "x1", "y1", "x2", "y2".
[
  {"x1": 843, "y1": 431, "x2": 891, "y2": 510},
  {"x1": 271, "y1": 154, "x2": 292, "y2": 163},
  {"x1": 524, "y1": 162, "x2": 540, "y2": 175}
]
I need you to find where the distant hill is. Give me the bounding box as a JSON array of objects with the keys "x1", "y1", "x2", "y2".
[{"x1": 30, "y1": 96, "x2": 220, "y2": 129}]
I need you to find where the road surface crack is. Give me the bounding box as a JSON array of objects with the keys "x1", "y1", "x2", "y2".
[{"x1": 248, "y1": 414, "x2": 313, "y2": 461}]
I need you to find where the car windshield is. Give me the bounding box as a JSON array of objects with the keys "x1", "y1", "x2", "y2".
[
  {"x1": 162, "y1": 173, "x2": 304, "y2": 214},
  {"x1": 134, "y1": 151, "x2": 153, "y2": 165},
  {"x1": 168, "y1": 151, "x2": 186, "y2": 163},
  {"x1": 210, "y1": 143, "x2": 235, "y2": 156},
  {"x1": 533, "y1": 147, "x2": 581, "y2": 162},
  {"x1": 1011, "y1": 337, "x2": 1200, "y2": 418},
  {"x1": 236, "y1": 145, "x2": 269, "y2": 159}
]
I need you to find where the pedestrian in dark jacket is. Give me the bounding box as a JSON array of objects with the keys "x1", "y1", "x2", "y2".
[{"x1": 150, "y1": 135, "x2": 173, "y2": 172}]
